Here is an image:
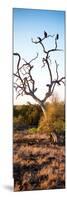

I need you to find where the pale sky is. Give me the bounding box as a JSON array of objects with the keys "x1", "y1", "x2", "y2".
[{"x1": 13, "y1": 8, "x2": 65, "y2": 105}]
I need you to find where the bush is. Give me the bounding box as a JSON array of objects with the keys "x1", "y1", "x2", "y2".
[
  {"x1": 13, "y1": 104, "x2": 42, "y2": 129},
  {"x1": 27, "y1": 127, "x2": 37, "y2": 134},
  {"x1": 38, "y1": 100, "x2": 65, "y2": 135}
]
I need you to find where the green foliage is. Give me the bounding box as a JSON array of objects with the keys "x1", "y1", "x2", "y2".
[
  {"x1": 13, "y1": 99, "x2": 65, "y2": 136},
  {"x1": 27, "y1": 127, "x2": 37, "y2": 134},
  {"x1": 13, "y1": 104, "x2": 42, "y2": 129},
  {"x1": 38, "y1": 100, "x2": 65, "y2": 135}
]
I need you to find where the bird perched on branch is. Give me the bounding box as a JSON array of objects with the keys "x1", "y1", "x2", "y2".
[
  {"x1": 44, "y1": 31, "x2": 47, "y2": 38},
  {"x1": 56, "y1": 34, "x2": 59, "y2": 40}
]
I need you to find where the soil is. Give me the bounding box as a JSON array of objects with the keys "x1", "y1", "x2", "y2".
[{"x1": 13, "y1": 131, "x2": 65, "y2": 191}]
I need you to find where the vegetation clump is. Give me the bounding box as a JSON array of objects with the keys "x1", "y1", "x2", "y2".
[
  {"x1": 13, "y1": 104, "x2": 42, "y2": 130},
  {"x1": 38, "y1": 99, "x2": 65, "y2": 135}
]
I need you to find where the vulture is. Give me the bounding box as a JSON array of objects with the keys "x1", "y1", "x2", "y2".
[
  {"x1": 44, "y1": 31, "x2": 47, "y2": 38},
  {"x1": 56, "y1": 34, "x2": 59, "y2": 40}
]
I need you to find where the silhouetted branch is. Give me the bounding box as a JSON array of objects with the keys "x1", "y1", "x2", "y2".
[
  {"x1": 13, "y1": 31, "x2": 65, "y2": 114},
  {"x1": 32, "y1": 32, "x2": 63, "y2": 55},
  {"x1": 13, "y1": 53, "x2": 39, "y2": 98}
]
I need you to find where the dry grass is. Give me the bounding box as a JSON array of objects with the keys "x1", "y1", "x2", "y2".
[{"x1": 13, "y1": 131, "x2": 65, "y2": 191}]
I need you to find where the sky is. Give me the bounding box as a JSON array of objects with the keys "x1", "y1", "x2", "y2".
[{"x1": 13, "y1": 8, "x2": 65, "y2": 105}]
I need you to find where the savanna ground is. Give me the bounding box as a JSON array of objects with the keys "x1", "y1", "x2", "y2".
[{"x1": 13, "y1": 103, "x2": 65, "y2": 191}]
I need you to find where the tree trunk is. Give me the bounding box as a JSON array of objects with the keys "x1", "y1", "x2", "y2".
[{"x1": 40, "y1": 103, "x2": 46, "y2": 118}]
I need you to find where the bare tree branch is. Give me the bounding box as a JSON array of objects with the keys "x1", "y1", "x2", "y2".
[
  {"x1": 13, "y1": 31, "x2": 65, "y2": 115},
  {"x1": 32, "y1": 32, "x2": 63, "y2": 55},
  {"x1": 13, "y1": 53, "x2": 39, "y2": 97}
]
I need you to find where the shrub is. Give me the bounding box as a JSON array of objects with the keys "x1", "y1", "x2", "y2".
[
  {"x1": 27, "y1": 127, "x2": 37, "y2": 134},
  {"x1": 13, "y1": 104, "x2": 42, "y2": 129},
  {"x1": 38, "y1": 100, "x2": 65, "y2": 135}
]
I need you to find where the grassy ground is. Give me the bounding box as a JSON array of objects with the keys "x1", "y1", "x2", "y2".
[{"x1": 13, "y1": 130, "x2": 65, "y2": 191}]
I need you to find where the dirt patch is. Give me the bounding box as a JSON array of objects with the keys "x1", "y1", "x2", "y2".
[{"x1": 13, "y1": 131, "x2": 65, "y2": 191}]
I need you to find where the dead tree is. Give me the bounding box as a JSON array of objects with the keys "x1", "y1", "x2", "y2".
[{"x1": 13, "y1": 31, "x2": 65, "y2": 117}]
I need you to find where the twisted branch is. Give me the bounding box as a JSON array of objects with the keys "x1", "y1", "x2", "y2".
[
  {"x1": 13, "y1": 31, "x2": 65, "y2": 113},
  {"x1": 13, "y1": 53, "x2": 39, "y2": 98},
  {"x1": 32, "y1": 31, "x2": 65, "y2": 104}
]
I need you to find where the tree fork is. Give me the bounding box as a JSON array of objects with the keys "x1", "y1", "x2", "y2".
[{"x1": 13, "y1": 31, "x2": 65, "y2": 116}]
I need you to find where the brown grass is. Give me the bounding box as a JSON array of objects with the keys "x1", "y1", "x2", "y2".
[{"x1": 13, "y1": 131, "x2": 65, "y2": 191}]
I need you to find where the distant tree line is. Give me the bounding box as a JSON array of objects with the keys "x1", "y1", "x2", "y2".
[
  {"x1": 13, "y1": 99, "x2": 65, "y2": 136},
  {"x1": 13, "y1": 104, "x2": 42, "y2": 130}
]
